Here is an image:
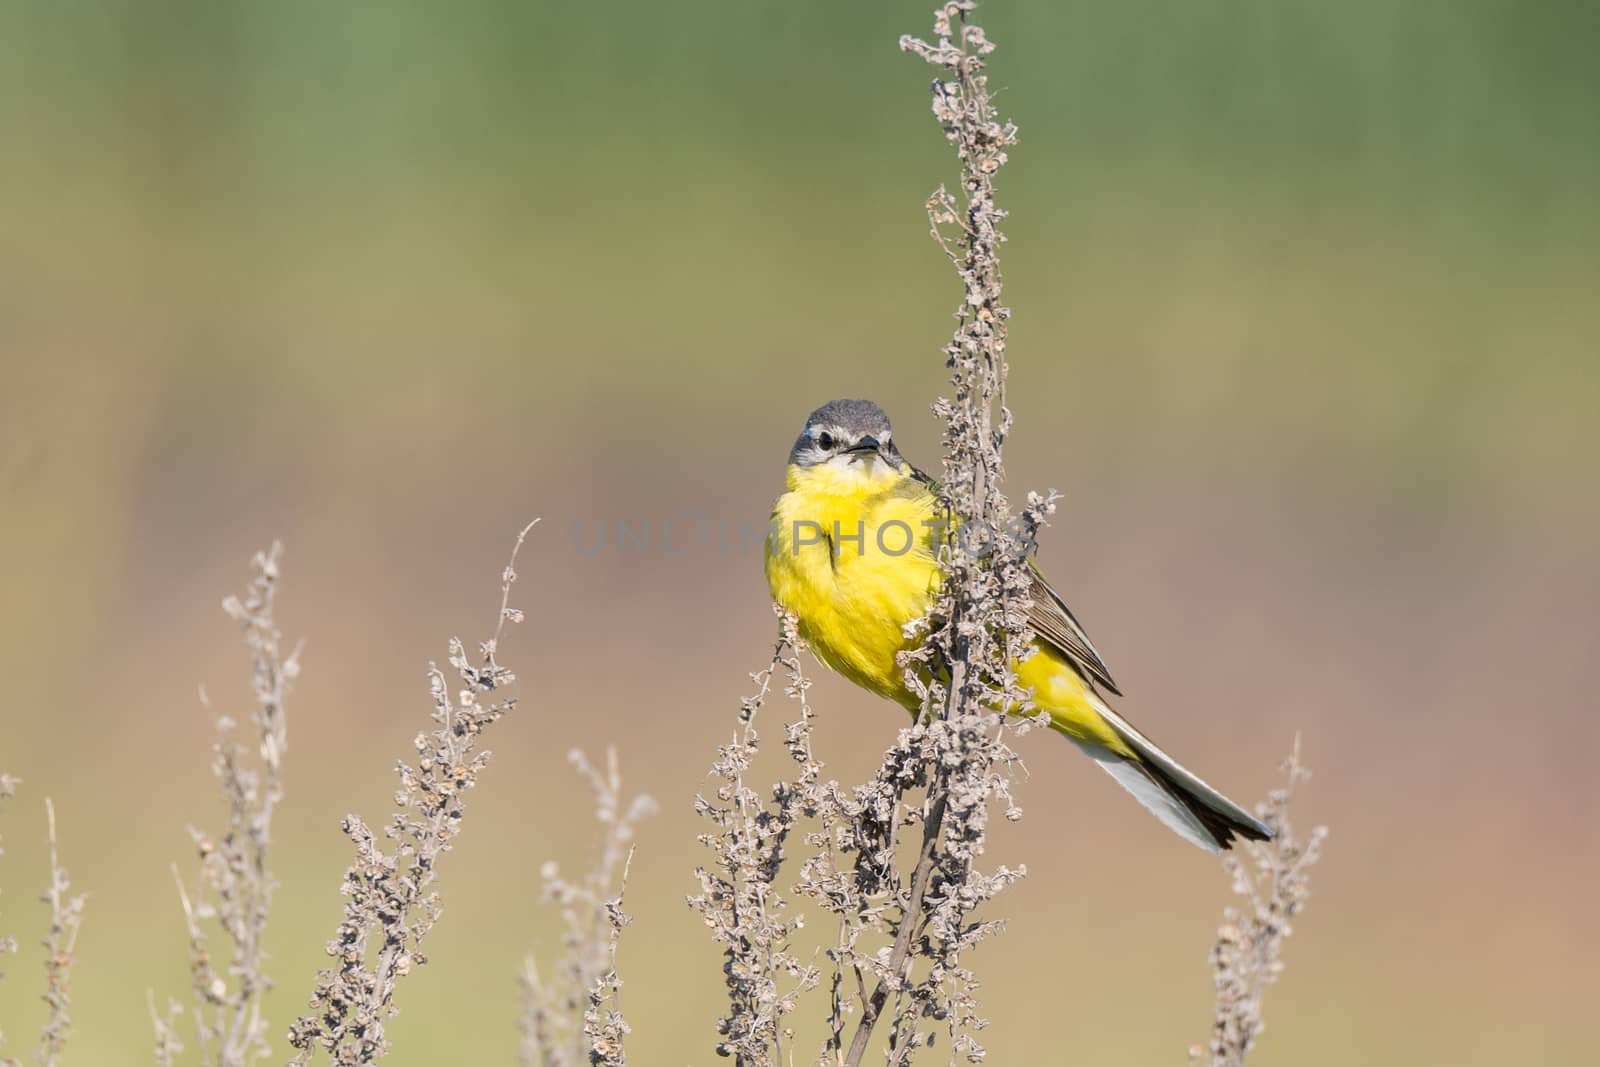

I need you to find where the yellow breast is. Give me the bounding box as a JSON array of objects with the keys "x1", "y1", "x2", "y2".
[
  {"x1": 764, "y1": 459, "x2": 1131, "y2": 754},
  {"x1": 764, "y1": 460, "x2": 942, "y2": 708}
]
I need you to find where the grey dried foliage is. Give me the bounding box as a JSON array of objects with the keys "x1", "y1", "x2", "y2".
[
  {"x1": 689, "y1": 614, "x2": 826, "y2": 1067},
  {"x1": 160, "y1": 542, "x2": 299, "y2": 1067},
  {"x1": 0, "y1": 774, "x2": 15, "y2": 980},
  {"x1": 36, "y1": 798, "x2": 86, "y2": 1067},
  {"x1": 0, "y1": 773, "x2": 16, "y2": 1067},
  {"x1": 1194, "y1": 741, "x2": 1327, "y2": 1067},
  {"x1": 0, "y1": 789, "x2": 86, "y2": 1067},
  {"x1": 151, "y1": 992, "x2": 186, "y2": 1067},
  {"x1": 286, "y1": 519, "x2": 537, "y2": 1066},
  {"x1": 520, "y1": 748, "x2": 656, "y2": 1067},
  {"x1": 885, "y1": 5, "x2": 1056, "y2": 1060},
  {"x1": 692, "y1": 5, "x2": 1051, "y2": 1066},
  {"x1": 579, "y1": 852, "x2": 637, "y2": 1067}
]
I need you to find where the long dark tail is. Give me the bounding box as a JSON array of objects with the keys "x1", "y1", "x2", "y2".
[
  {"x1": 1132, "y1": 752, "x2": 1273, "y2": 851},
  {"x1": 1068, "y1": 695, "x2": 1274, "y2": 853}
]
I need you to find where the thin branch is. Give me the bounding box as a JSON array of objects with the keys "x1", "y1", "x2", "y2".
[
  {"x1": 690, "y1": 616, "x2": 823, "y2": 1067},
  {"x1": 37, "y1": 798, "x2": 86, "y2": 1067},
  {"x1": 1195, "y1": 738, "x2": 1328, "y2": 1067},
  {"x1": 0, "y1": 774, "x2": 17, "y2": 1067},
  {"x1": 286, "y1": 520, "x2": 537, "y2": 1066},
  {"x1": 580, "y1": 847, "x2": 638, "y2": 1067},
  {"x1": 150, "y1": 990, "x2": 185, "y2": 1067},
  {"x1": 521, "y1": 749, "x2": 656, "y2": 1067},
  {"x1": 840, "y1": 792, "x2": 947, "y2": 1067},
  {"x1": 162, "y1": 541, "x2": 297, "y2": 1067},
  {"x1": 834, "y1": 4, "x2": 1045, "y2": 1062},
  {"x1": 698, "y1": 6, "x2": 1040, "y2": 1066}
]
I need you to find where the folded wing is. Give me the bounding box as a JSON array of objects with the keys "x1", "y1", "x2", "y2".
[{"x1": 1026, "y1": 562, "x2": 1122, "y2": 696}]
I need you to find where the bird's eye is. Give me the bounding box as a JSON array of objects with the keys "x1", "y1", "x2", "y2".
[{"x1": 817, "y1": 431, "x2": 836, "y2": 451}]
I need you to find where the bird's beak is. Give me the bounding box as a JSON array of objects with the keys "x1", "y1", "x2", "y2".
[{"x1": 844, "y1": 435, "x2": 881, "y2": 457}]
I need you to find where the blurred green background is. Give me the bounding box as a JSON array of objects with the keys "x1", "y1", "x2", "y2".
[{"x1": 2, "y1": 1, "x2": 1596, "y2": 1063}]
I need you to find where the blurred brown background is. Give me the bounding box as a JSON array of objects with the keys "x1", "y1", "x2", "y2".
[{"x1": 1, "y1": 1, "x2": 1596, "y2": 1064}]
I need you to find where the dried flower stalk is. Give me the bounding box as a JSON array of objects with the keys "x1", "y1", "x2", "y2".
[
  {"x1": 578, "y1": 847, "x2": 636, "y2": 1067},
  {"x1": 0, "y1": 773, "x2": 17, "y2": 1067},
  {"x1": 846, "y1": 3, "x2": 1047, "y2": 1062},
  {"x1": 694, "y1": 4, "x2": 1049, "y2": 1065},
  {"x1": 1194, "y1": 740, "x2": 1327, "y2": 1067},
  {"x1": 286, "y1": 519, "x2": 537, "y2": 1066},
  {"x1": 162, "y1": 542, "x2": 298, "y2": 1067},
  {"x1": 151, "y1": 991, "x2": 186, "y2": 1067},
  {"x1": 521, "y1": 748, "x2": 656, "y2": 1067},
  {"x1": 0, "y1": 782, "x2": 85, "y2": 1067},
  {"x1": 689, "y1": 614, "x2": 827, "y2": 1067},
  {"x1": 37, "y1": 798, "x2": 86, "y2": 1067}
]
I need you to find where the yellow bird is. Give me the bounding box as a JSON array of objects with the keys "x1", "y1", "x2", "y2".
[{"x1": 764, "y1": 398, "x2": 1271, "y2": 852}]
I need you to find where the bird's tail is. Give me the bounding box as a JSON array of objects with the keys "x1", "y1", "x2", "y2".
[{"x1": 1057, "y1": 696, "x2": 1273, "y2": 853}]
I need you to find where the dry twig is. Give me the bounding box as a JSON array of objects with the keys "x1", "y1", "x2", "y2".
[
  {"x1": 579, "y1": 847, "x2": 637, "y2": 1067},
  {"x1": 1194, "y1": 740, "x2": 1327, "y2": 1067},
  {"x1": 0, "y1": 773, "x2": 18, "y2": 1067},
  {"x1": 521, "y1": 748, "x2": 656, "y2": 1067},
  {"x1": 842, "y1": 4, "x2": 1049, "y2": 1062},
  {"x1": 0, "y1": 782, "x2": 85, "y2": 1067},
  {"x1": 286, "y1": 519, "x2": 537, "y2": 1066},
  {"x1": 694, "y1": 5, "x2": 1048, "y2": 1064},
  {"x1": 689, "y1": 614, "x2": 828, "y2": 1067},
  {"x1": 161, "y1": 542, "x2": 298, "y2": 1067},
  {"x1": 37, "y1": 798, "x2": 86, "y2": 1067}
]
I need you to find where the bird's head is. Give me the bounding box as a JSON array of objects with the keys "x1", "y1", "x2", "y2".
[{"x1": 787, "y1": 398, "x2": 907, "y2": 489}]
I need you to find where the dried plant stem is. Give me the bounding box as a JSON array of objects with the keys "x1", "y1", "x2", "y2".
[
  {"x1": 840, "y1": 3, "x2": 1045, "y2": 1061},
  {"x1": 163, "y1": 542, "x2": 298, "y2": 1067},
  {"x1": 522, "y1": 749, "x2": 656, "y2": 1067},
  {"x1": 150, "y1": 990, "x2": 185, "y2": 1067},
  {"x1": 0, "y1": 773, "x2": 16, "y2": 1013},
  {"x1": 695, "y1": 6, "x2": 1044, "y2": 1066},
  {"x1": 38, "y1": 797, "x2": 85, "y2": 1067},
  {"x1": 286, "y1": 519, "x2": 537, "y2": 1066},
  {"x1": 690, "y1": 616, "x2": 826, "y2": 1067},
  {"x1": 579, "y1": 847, "x2": 637, "y2": 1067},
  {"x1": 0, "y1": 776, "x2": 19, "y2": 1067},
  {"x1": 840, "y1": 792, "x2": 946, "y2": 1067},
  {"x1": 1195, "y1": 739, "x2": 1327, "y2": 1067}
]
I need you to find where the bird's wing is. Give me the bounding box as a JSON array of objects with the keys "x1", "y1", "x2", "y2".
[
  {"x1": 905, "y1": 461, "x2": 1121, "y2": 697},
  {"x1": 1025, "y1": 561, "x2": 1122, "y2": 697}
]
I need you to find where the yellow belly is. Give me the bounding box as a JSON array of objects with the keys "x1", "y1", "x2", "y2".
[
  {"x1": 765, "y1": 466, "x2": 940, "y2": 706},
  {"x1": 763, "y1": 462, "x2": 1132, "y2": 757}
]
